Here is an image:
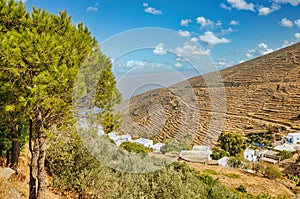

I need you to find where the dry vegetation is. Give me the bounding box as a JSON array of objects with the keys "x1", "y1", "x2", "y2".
[{"x1": 186, "y1": 162, "x2": 299, "y2": 197}]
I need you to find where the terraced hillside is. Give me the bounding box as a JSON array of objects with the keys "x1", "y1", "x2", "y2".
[{"x1": 118, "y1": 42, "x2": 300, "y2": 146}]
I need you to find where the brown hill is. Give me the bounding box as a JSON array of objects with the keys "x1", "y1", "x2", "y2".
[{"x1": 118, "y1": 42, "x2": 300, "y2": 145}]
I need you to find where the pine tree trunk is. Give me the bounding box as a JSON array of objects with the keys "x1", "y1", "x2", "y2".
[
  {"x1": 29, "y1": 119, "x2": 38, "y2": 199},
  {"x1": 5, "y1": 149, "x2": 10, "y2": 167},
  {"x1": 10, "y1": 123, "x2": 20, "y2": 172},
  {"x1": 36, "y1": 108, "x2": 46, "y2": 199}
]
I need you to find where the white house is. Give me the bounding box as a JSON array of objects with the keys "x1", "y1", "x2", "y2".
[
  {"x1": 218, "y1": 156, "x2": 229, "y2": 167},
  {"x1": 286, "y1": 132, "x2": 300, "y2": 144},
  {"x1": 243, "y1": 148, "x2": 266, "y2": 162},
  {"x1": 132, "y1": 138, "x2": 153, "y2": 148},
  {"x1": 179, "y1": 145, "x2": 212, "y2": 163},
  {"x1": 151, "y1": 143, "x2": 165, "y2": 152},
  {"x1": 108, "y1": 132, "x2": 132, "y2": 147},
  {"x1": 274, "y1": 143, "x2": 298, "y2": 152}
]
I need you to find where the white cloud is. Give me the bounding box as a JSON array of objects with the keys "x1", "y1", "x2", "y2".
[
  {"x1": 258, "y1": 4, "x2": 280, "y2": 16},
  {"x1": 221, "y1": 27, "x2": 236, "y2": 34},
  {"x1": 230, "y1": 20, "x2": 239, "y2": 25},
  {"x1": 280, "y1": 18, "x2": 294, "y2": 27},
  {"x1": 175, "y1": 42, "x2": 211, "y2": 57},
  {"x1": 199, "y1": 31, "x2": 231, "y2": 45},
  {"x1": 178, "y1": 30, "x2": 191, "y2": 37},
  {"x1": 174, "y1": 62, "x2": 183, "y2": 68},
  {"x1": 215, "y1": 60, "x2": 235, "y2": 69},
  {"x1": 190, "y1": 37, "x2": 199, "y2": 42},
  {"x1": 295, "y1": 32, "x2": 300, "y2": 40},
  {"x1": 144, "y1": 7, "x2": 162, "y2": 15},
  {"x1": 143, "y1": 2, "x2": 149, "y2": 7},
  {"x1": 282, "y1": 40, "x2": 296, "y2": 48},
  {"x1": 220, "y1": 3, "x2": 232, "y2": 10},
  {"x1": 294, "y1": 19, "x2": 300, "y2": 28},
  {"x1": 86, "y1": 6, "x2": 98, "y2": 12},
  {"x1": 153, "y1": 43, "x2": 167, "y2": 55},
  {"x1": 258, "y1": 7, "x2": 273, "y2": 16},
  {"x1": 115, "y1": 60, "x2": 148, "y2": 69},
  {"x1": 227, "y1": 0, "x2": 255, "y2": 11},
  {"x1": 180, "y1": 19, "x2": 192, "y2": 26},
  {"x1": 126, "y1": 60, "x2": 147, "y2": 68},
  {"x1": 246, "y1": 43, "x2": 274, "y2": 58},
  {"x1": 196, "y1": 16, "x2": 222, "y2": 29},
  {"x1": 273, "y1": 0, "x2": 300, "y2": 6}
]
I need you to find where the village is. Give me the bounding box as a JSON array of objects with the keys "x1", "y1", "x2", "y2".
[{"x1": 101, "y1": 125, "x2": 300, "y2": 170}]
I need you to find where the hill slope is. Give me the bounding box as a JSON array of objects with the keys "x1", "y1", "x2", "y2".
[{"x1": 118, "y1": 42, "x2": 300, "y2": 145}]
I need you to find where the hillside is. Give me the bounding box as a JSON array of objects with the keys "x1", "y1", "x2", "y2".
[{"x1": 118, "y1": 42, "x2": 300, "y2": 145}]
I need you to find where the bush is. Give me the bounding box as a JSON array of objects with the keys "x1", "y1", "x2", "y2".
[
  {"x1": 287, "y1": 174, "x2": 299, "y2": 182},
  {"x1": 254, "y1": 162, "x2": 282, "y2": 180},
  {"x1": 120, "y1": 142, "x2": 152, "y2": 155},
  {"x1": 227, "y1": 156, "x2": 243, "y2": 168},
  {"x1": 203, "y1": 169, "x2": 218, "y2": 175},
  {"x1": 218, "y1": 132, "x2": 246, "y2": 156},
  {"x1": 226, "y1": 173, "x2": 240, "y2": 179},
  {"x1": 211, "y1": 148, "x2": 228, "y2": 160},
  {"x1": 277, "y1": 150, "x2": 293, "y2": 160},
  {"x1": 264, "y1": 164, "x2": 282, "y2": 179},
  {"x1": 236, "y1": 184, "x2": 247, "y2": 193}
]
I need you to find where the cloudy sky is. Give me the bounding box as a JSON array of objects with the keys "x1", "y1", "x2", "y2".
[{"x1": 23, "y1": 0, "x2": 300, "y2": 98}]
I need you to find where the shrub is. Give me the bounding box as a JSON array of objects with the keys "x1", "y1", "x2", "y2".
[
  {"x1": 264, "y1": 164, "x2": 282, "y2": 179},
  {"x1": 227, "y1": 156, "x2": 243, "y2": 168},
  {"x1": 211, "y1": 148, "x2": 228, "y2": 160},
  {"x1": 203, "y1": 169, "x2": 218, "y2": 175},
  {"x1": 120, "y1": 142, "x2": 152, "y2": 155},
  {"x1": 218, "y1": 132, "x2": 246, "y2": 156},
  {"x1": 226, "y1": 173, "x2": 240, "y2": 179},
  {"x1": 277, "y1": 150, "x2": 293, "y2": 160},
  {"x1": 236, "y1": 184, "x2": 247, "y2": 193},
  {"x1": 287, "y1": 174, "x2": 298, "y2": 182}
]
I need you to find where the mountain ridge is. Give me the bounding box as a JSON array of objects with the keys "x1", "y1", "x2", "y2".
[{"x1": 118, "y1": 42, "x2": 300, "y2": 145}]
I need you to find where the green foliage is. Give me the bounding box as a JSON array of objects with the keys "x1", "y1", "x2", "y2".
[
  {"x1": 0, "y1": 123, "x2": 28, "y2": 157},
  {"x1": 218, "y1": 132, "x2": 246, "y2": 156},
  {"x1": 227, "y1": 156, "x2": 244, "y2": 169},
  {"x1": 246, "y1": 131, "x2": 273, "y2": 147},
  {"x1": 277, "y1": 150, "x2": 293, "y2": 160},
  {"x1": 211, "y1": 147, "x2": 229, "y2": 160},
  {"x1": 226, "y1": 173, "x2": 240, "y2": 179},
  {"x1": 47, "y1": 128, "x2": 288, "y2": 198},
  {"x1": 160, "y1": 133, "x2": 193, "y2": 154},
  {"x1": 254, "y1": 162, "x2": 282, "y2": 180},
  {"x1": 287, "y1": 174, "x2": 298, "y2": 182},
  {"x1": 236, "y1": 184, "x2": 247, "y2": 193},
  {"x1": 203, "y1": 169, "x2": 218, "y2": 175},
  {"x1": 120, "y1": 142, "x2": 152, "y2": 155}
]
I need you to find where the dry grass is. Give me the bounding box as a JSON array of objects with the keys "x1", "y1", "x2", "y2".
[{"x1": 186, "y1": 162, "x2": 296, "y2": 197}]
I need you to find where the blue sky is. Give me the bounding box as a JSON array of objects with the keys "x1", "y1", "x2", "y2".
[{"x1": 22, "y1": 0, "x2": 300, "y2": 98}]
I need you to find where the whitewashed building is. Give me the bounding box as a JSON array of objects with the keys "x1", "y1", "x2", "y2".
[
  {"x1": 179, "y1": 145, "x2": 212, "y2": 163},
  {"x1": 218, "y1": 156, "x2": 229, "y2": 167},
  {"x1": 286, "y1": 132, "x2": 300, "y2": 144},
  {"x1": 151, "y1": 143, "x2": 165, "y2": 152},
  {"x1": 132, "y1": 138, "x2": 153, "y2": 148},
  {"x1": 108, "y1": 132, "x2": 132, "y2": 147},
  {"x1": 243, "y1": 148, "x2": 267, "y2": 162}
]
